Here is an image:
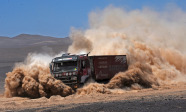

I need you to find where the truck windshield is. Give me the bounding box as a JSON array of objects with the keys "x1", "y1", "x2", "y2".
[{"x1": 53, "y1": 61, "x2": 77, "y2": 72}]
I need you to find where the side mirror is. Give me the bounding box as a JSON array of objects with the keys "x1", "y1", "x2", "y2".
[
  {"x1": 49, "y1": 63, "x2": 53, "y2": 72},
  {"x1": 83, "y1": 61, "x2": 85, "y2": 68}
]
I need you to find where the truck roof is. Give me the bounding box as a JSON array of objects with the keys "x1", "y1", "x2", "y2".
[
  {"x1": 52, "y1": 55, "x2": 78, "y2": 62},
  {"x1": 89, "y1": 55, "x2": 127, "y2": 57}
]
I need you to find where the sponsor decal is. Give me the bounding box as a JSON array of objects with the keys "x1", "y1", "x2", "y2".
[{"x1": 115, "y1": 56, "x2": 126, "y2": 63}]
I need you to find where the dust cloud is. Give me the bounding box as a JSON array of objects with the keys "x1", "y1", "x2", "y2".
[
  {"x1": 69, "y1": 6, "x2": 186, "y2": 93},
  {"x1": 4, "y1": 53, "x2": 74, "y2": 98},
  {"x1": 4, "y1": 6, "x2": 186, "y2": 97}
]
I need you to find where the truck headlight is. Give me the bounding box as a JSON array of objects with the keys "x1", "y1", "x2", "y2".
[
  {"x1": 66, "y1": 73, "x2": 68, "y2": 76},
  {"x1": 69, "y1": 72, "x2": 72, "y2": 76}
]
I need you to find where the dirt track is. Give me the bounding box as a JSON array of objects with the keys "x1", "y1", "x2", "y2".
[{"x1": 0, "y1": 84, "x2": 186, "y2": 112}]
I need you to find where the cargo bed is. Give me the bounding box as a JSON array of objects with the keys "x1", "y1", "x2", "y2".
[{"x1": 89, "y1": 55, "x2": 128, "y2": 80}]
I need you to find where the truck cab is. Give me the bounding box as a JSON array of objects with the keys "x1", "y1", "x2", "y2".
[{"x1": 50, "y1": 53, "x2": 90, "y2": 89}]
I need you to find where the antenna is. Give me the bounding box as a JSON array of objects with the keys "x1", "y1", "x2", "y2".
[{"x1": 87, "y1": 52, "x2": 90, "y2": 56}]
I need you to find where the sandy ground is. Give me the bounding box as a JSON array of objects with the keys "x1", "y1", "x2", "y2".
[{"x1": 0, "y1": 84, "x2": 185, "y2": 112}]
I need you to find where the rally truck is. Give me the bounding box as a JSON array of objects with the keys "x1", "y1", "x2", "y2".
[{"x1": 49, "y1": 53, "x2": 128, "y2": 89}]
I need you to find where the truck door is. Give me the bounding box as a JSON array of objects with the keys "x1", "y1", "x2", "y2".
[{"x1": 80, "y1": 59, "x2": 90, "y2": 83}]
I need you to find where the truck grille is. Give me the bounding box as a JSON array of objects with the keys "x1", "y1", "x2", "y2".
[{"x1": 55, "y1": 75, "x2": 78, "y2": 87}]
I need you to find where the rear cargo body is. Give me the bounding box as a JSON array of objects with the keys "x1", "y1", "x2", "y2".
[{"x1": 89, "y1": 55, "x2": 128, "y2": 80}]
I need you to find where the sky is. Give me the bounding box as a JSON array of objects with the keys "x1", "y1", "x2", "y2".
[{"x1": 0, "y1": 0, "x2": 185, "y2": 38}]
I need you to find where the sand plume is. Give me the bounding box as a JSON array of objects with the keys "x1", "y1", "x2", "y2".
[
  {"x1": 107, "y1": 62, "x2": 158, "y2": 89},
  {"x1": 76, "y1": 83, "x2": 111, "y2": 95},
  {"x1": 68, "y1": 6, "x2": 186, "y2": 92},
  {"x1": 4, "y1": 6, "x2": 186, "y2": 97},
  {"x1": 4, "y1": 53, "x2": 74, "y2": 98}
]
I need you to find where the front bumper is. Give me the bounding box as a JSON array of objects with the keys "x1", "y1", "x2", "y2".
[{"x1": 54, "y1": 75, "x2": 78, "y2": 89}]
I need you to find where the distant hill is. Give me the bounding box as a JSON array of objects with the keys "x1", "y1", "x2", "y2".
[
  {"x1": 0, "y1": 34, "x2": 72, "y2": 60},
  {"x1": 0, "y1": 34, "x2": 71, "y2": 48}
]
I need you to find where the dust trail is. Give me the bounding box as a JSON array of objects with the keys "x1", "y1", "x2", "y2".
[
  {"x1": 4, "y1": 53, "x2": 74, "y2": 98},
  {"x1": 4, "y1": 5, "x2": 186, "y2": 97},
  {"x1": 76, "y1": 83, "x2": 111, "y2": 95},
  {"x1": 69, "y1": 6, "x2": 186, "y2": 94}
]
